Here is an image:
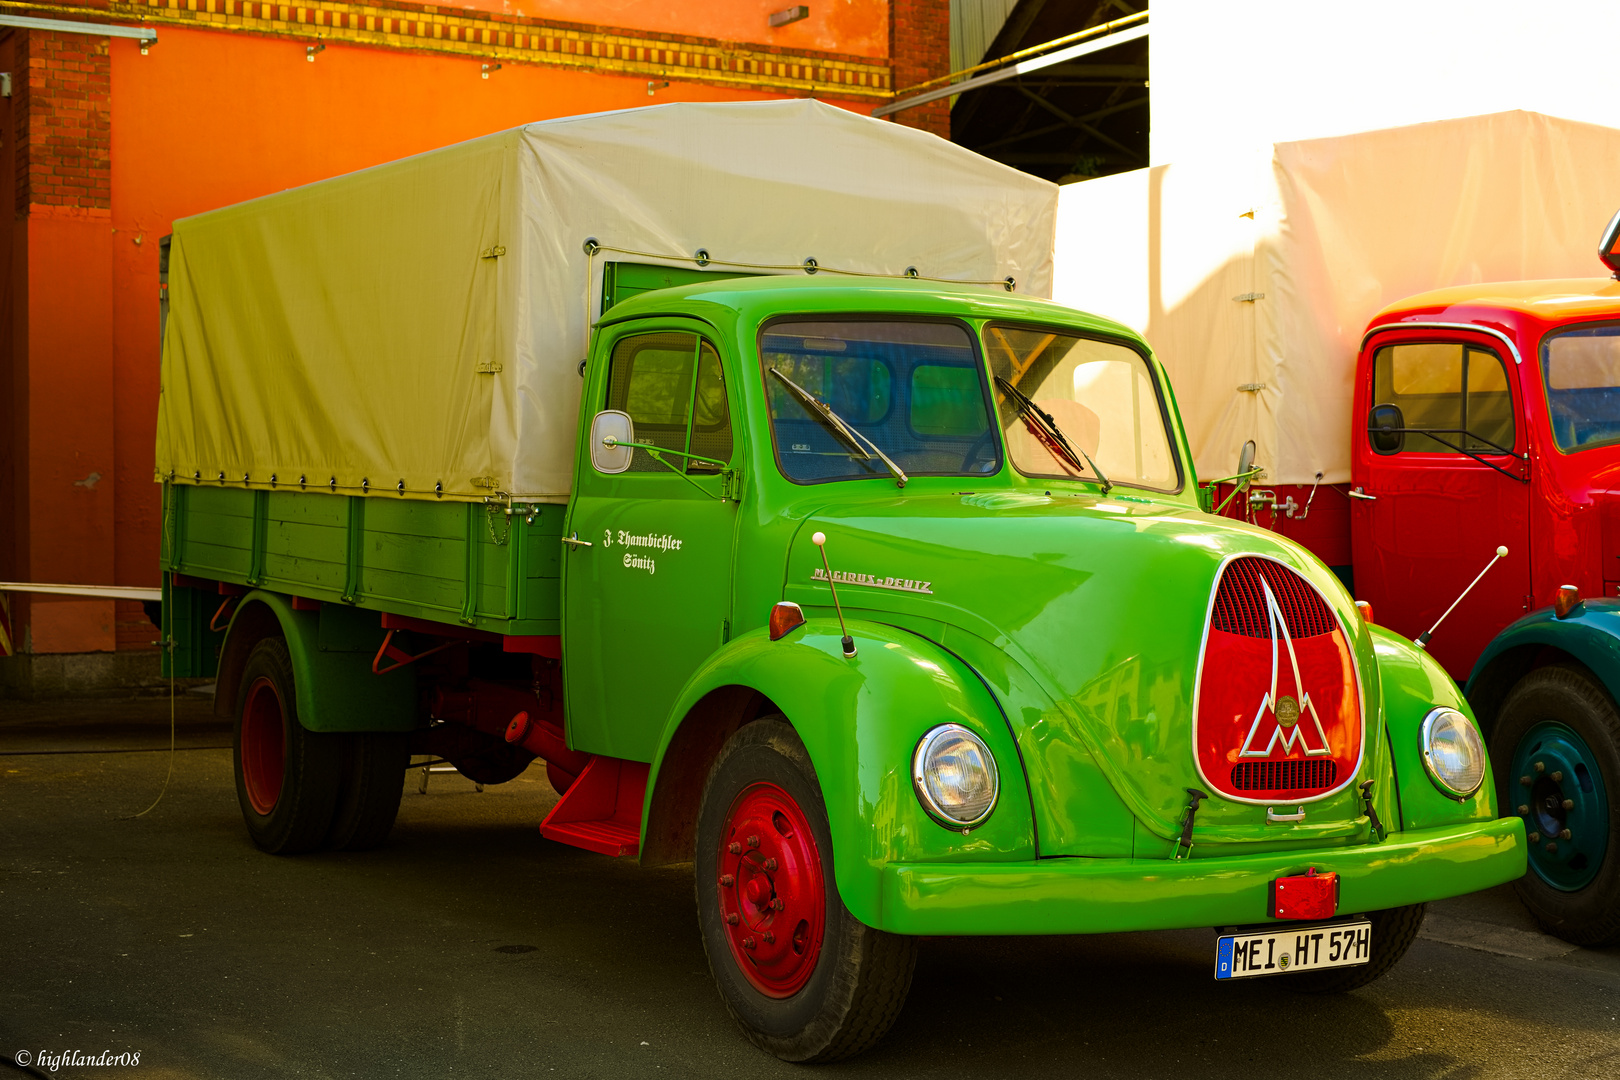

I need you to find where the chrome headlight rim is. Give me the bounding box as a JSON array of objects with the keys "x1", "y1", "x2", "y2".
[
  {"x1": 911, "y1": 723, "x2": 1000, "y2": 832},
  {"x1": 1420, "y1": 706, "x2": 1487, "y2": 800}
]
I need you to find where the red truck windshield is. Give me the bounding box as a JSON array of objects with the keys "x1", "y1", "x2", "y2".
[{"x1": 1543, "y1": 324, "x2": 1620, "y2": 452}]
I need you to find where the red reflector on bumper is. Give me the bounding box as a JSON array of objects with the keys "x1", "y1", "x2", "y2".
[{"x1": 1270, "y1": 867, "x2": 1338, "y2": 920}]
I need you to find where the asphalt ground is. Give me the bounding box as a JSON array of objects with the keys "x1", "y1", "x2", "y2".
[{"x1": 3, "y1": 696, "x2": 1619, "y2": 1080}]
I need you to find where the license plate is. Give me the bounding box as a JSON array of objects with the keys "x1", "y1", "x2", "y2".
[{"x1": 1214, "y1": 918, "x2": 1372, "y2": 980}]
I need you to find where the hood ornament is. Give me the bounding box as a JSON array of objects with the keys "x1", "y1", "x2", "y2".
[{"x1": 1238, "y1": 577, "x2": 1333, "y2": 759}]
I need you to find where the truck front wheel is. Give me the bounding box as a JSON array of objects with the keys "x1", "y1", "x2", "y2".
[
  {"x1": 233, "y1": 637, "x2": 343, "y2": 854},
  {"x1": 1493, "y1": 665, "x2": 1620, "y2": 946},
  {"x1": 695, "y1": 718, "x2": 917, "y2": 1063}
]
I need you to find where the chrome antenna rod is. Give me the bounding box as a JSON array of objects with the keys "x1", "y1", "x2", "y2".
[
  {"x1": 1415, "y1": 545, "x2": 1508, "y2": 649},
  {"x1": 812, "y1": 531, "x2": 857, "y2": 658}
]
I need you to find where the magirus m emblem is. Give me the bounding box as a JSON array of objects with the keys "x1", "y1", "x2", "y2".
[{"x1": 1238, "y1": 576, "x2": 1333, "y2": 759}]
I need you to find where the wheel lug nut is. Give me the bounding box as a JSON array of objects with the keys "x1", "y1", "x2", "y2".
[
  {"x1": 726, "y1": 913, "x2": 739, "y2": 925},
  {"x1": 1547, "y1": 841, "x2": 1559, "y2": 853},
  {"x1": 772, "y1": 898, "x2": 785, "y2": 911},
  {"x1": 1521, "y1": 775, "x2": 1533, "y2": 787},
  {"x1": 1535, "y1": 761, "x2": 1546, "y2": 773},
  {"x1": 1563, "y1": 798, "x2": 1576, "y2": 810},
  {"x1": 763, "y1": 932, "x2": 775, "y2": 944},
  {"x1": 742, "y1": 936, "x2": 756, "y2": 949},
  {"x1": 763, "y1": 858, "x2": 778, "y2": 872},
  {"x1": 1552, "y1": 770, "x2": 1564, "y2": 782},
  {"x1": 747, "y1": 835, "x2": 760, "y2": 849},
  {"x1": 720, "y1": 874, "x2": 735, "y2": 887},
  {"x1": 1561, "y1": 828, "x2": 1573, "y2": 840},
  {"x1": 728, "y1": 842, "x2": 741, "y2": 855},
  {"x1": 1518, "y1": 804, "x2": 1530, "y2": 815},
  {"x1": 1529, "y1": 832, "x2": 1541, "y2": 842}
]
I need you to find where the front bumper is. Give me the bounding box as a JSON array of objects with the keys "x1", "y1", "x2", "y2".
[{"x1": 877, "y1": 817, "x2": 1525, "y2": 936}]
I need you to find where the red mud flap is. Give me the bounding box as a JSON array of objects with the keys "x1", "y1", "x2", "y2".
[
  {"x1": 1269, "y1": 866, "x2": 1339, "y2": 920},
  {"x1": 538, "y1": 756, "x2": 648, "y2": 858}
]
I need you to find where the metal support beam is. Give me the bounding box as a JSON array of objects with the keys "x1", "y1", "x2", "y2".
[
  {"x1": 0, "y1": 13, "x2": 156, "y2": 44},
  {"x1": 1, "y1": 582, "x2": 163, "y2": 601},
  {"x1": 873, "y1": 21, "x2": 1146, "y2": 118}
]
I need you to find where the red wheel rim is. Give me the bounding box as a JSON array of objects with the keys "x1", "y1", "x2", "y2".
[
  {"x1": 240, "y1": 676, "x2": 286, "y2": 816},
  {"x1": 716, "y1": 781, "x2": 826, "y2": 998}
]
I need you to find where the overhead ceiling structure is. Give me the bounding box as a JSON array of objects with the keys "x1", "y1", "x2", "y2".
[{"x1": 940, "y1": 0, "x2": 1148, "y2": 183}]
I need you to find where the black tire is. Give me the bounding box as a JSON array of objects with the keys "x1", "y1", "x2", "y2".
[
  {"x1": 1491, "y1": 665, "x2": 1620, "y2": 946},
  {"x1": 233, "y1": 637, "x2": 343, "y2": 855},
  {"x1": 1286, "y1": 904, "x2": 1426, "y2": 993},
  {"x1": 326, "y1": 733, "x2": 407, "y2": 851},
  {"x1": 696, "y1": 718, "x2": 917, "y2": 1063}
]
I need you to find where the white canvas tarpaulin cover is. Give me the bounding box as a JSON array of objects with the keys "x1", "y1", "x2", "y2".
[
  {"x1": 157, "y1": 99, "x2": 1057, "y2": 503},
  {"x1": 1054, "y1": 110, "x2": 1620, "y2": 484}
]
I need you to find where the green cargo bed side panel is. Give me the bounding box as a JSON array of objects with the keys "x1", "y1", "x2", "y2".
[{"x1": 165, "y1": 484, "x2": 564, "y2": 636}]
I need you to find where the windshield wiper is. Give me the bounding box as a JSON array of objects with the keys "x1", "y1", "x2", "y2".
[
  {"x1": 1377, "y1": 426, "x2": 1528, "y2": 483},
  {"x1": 769, "y1": 368, "x2": 908, "y2": 488},
  {"x1": 994, "y1": 375, "x2": 1112, "y2": 494}
]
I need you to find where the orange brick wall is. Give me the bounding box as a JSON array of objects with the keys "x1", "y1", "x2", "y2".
[
  {"x1": 889, "y1": 0, "x2": 950, "y2": 137},
  {"x1": 16, "y1": 30, "x2": 111, "y2": 211}
]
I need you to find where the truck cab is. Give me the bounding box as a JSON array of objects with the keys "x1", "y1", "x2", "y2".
[{"x1": 1355, "y1": 245, "x2": 1620, "y2": 944}]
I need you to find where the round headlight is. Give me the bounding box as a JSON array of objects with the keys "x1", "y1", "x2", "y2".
[
  {"x1": 1421, "y1": 706, "x2": 1487, "y2": 798},
  {"x1": 913, "y1": 724, "x2": 999, "y2": 830}
]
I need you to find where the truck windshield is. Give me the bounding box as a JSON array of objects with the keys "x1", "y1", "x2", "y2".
[
  {"x1": 761, "y1": 320, "x2": 999, "y2": 483},
  {"x1": 984, "y1": 325, "x2": 1180, "y2": 492},
  {"x1": 1542, "y1": 324, "x2": 1620, "y2": 451}
]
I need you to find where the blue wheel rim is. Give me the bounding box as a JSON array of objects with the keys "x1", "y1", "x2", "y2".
[{"x1": 1509, "y1": 722, "x2": 1610, "y2": 891}]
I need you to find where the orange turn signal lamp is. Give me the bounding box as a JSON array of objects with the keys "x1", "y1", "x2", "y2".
[
  {"x1": 1354, "y1": 600, "x2": 1374, "y2": 626},
  {"x1": 770, "y1": 601, "x2": 806, "y2": 641},
  {"x1": 1554, "y1": 584, "x2": 1583, "y2": 619}
]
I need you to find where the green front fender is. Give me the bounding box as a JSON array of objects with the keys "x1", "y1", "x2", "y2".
[
  {"x1": 647, "y1": 617, "x2": 1037, "y2": 929},
  {"x1": 1371, "y1": 625, "x2": 1498, "y2": 830},
  {"x1": 225, "y1": 591, "x2": 416, "y2": 733}
]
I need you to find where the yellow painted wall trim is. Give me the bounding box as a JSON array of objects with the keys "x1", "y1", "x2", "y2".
[{"x1": 16, "y1": 0, "x2": 893, "y2": 99}]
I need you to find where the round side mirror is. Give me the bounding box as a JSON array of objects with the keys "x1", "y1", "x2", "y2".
[
  {"x1": 590, "y1": 410, "x2": 635, "y2": 474},
  {"x1": 1369, "y1": 403, "x2": 1405, "y2": 455},
  {"x1": 1236, "y1": 439, "x2": 1256, "y2": 486}
]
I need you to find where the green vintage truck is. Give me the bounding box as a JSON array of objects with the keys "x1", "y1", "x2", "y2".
[{"x1": 155, "y1": 104, "x2": 1524, "y2": 1062}]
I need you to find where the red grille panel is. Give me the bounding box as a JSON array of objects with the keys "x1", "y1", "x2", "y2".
[
  {"x1": 1231, "y1": 758, "x2": 1338, "y2": 793},
  {"x1": 1210, "y1": 557, "x2": 1337, "y2": 639}
]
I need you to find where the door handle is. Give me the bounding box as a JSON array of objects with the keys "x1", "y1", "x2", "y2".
[
  {"x1": 1347, "y1": 487, "x2": 1377, "y2": 501},
  {"x1": 561, "y1": 532, "x2": 593, "y2": 548}
]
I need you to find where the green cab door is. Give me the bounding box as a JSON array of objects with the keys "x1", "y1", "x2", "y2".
[{"x1": 562, "y1": 322, "x2": 740, "y2": 762}]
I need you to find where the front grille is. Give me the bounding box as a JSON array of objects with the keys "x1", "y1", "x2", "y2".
[
  {"x1": 1211, "y1": 557, "x2": 1337, "y2": 639},
  {"x1": 1231, "y1": 758, "x2": 1338, "y2": 793}
]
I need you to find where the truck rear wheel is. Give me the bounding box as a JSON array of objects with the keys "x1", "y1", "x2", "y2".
[
  {"x1": 1493, "y1": 666, "x2": 1620, "y2": 946},
  {"x1": 233, "y1": 637, "x2": 343, "y2": 855},
  {"x1": 696, "y1": 718, "x2": 917, "y2": 1063},
  {"x1": 326, "y1": 733, "x2": 407, "y2": 851},
  {"x1": 1285, "y1": 903, "x2": 1426, "y2": 993}
]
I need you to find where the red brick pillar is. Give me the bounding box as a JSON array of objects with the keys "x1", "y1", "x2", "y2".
[
  {"x1": 888, "y1": 0, "x2": 951, "y2": 138},
  {"x1": 0, "y1": 27, "x2": 118, "y2": 679}
]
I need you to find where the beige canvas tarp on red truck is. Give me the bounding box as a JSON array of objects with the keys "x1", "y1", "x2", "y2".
[{"x1": 1054, "y1": 110, "x2": 1620, "y2": 491}]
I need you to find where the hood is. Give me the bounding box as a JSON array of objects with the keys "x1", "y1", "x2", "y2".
[{"x1": 780, "y1": 490, "x2": 1381, "y2": 854}]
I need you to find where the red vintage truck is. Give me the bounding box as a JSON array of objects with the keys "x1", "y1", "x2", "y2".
[{"x1": 1219, "y1": 217, "x2": 1620, "y2": 946}]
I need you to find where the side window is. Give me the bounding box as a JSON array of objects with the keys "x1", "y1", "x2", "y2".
[
  {"x1": 605, "y1": 332, "x2": 733, "y2": 474},
  {"x1": 1371, "y1": 343, "x2": 1515, "y2": 454}
]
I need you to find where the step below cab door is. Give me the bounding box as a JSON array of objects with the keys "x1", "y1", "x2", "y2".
[
  {"x1": 562, "y1": 320, "x2": 740, "y2": 762},
  {"x1": 1351, "y1": 328, "x2": 1531, "y2": 681}
]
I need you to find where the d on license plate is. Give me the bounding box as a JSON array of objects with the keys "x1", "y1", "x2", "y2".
[{"x1": 1214, "y1": 918, "x2": 1372, "y2": 980}]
